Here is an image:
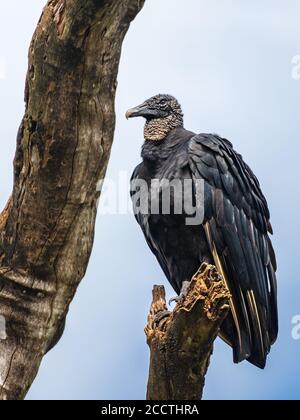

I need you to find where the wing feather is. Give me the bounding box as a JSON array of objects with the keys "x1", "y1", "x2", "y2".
[{"x1": 189, "y1": 134, "x2": 278, "y2": 368}]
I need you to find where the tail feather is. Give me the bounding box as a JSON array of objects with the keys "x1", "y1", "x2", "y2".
[{"x1": 205, "y1": 222, "x2": 277, "y2": 368}]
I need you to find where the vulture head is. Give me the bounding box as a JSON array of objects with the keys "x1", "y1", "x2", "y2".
[{"x1": 126, "y1": 94, "x2": 184, "y2": 141}]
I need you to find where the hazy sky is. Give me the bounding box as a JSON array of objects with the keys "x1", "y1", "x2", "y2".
[{"x1": 0, "y1": 0, "x2": 300, "y2": 400}]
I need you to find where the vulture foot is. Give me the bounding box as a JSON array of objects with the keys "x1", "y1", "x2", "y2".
[{"x1": 169, "y1": 280, "x2": 190, "y2": 306}]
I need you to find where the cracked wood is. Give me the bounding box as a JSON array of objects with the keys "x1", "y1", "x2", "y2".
[{"x1": 146, "y1": 263, "x2": 230, "y2": 400}]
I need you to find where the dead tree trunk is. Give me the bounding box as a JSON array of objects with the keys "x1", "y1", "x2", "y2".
[
  {"x1": 0, "y1": 0, "x2": 145, "y2": 400},
  {"x1": 145, "y1": 263, "x2": 230, "y2": 400}
]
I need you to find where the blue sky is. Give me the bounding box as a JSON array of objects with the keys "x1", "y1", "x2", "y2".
[{"x1": 0, "y1": 0, "x2": 300, "y2": 400}]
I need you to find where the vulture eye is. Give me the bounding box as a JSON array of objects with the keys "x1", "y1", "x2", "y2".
[{"x1": 160, "y1": 100, "x2": 168, "y2": 107}]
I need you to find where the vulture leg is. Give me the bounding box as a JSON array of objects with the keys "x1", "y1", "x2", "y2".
[{"x1": 169, "y1": 280, "x2": 192, "y2": 306}]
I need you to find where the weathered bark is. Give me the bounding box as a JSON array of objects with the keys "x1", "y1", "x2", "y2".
[
  {"x1": 145, "y1": 263, "x2": 230, "y2": 400},
  {"x1": 0, "y1": 0, "x2": 145, "y2": 400}
]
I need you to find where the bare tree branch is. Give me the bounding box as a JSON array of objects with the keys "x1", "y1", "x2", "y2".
[
  {"x1": 145, "y1": 263, "x2": 230, "y2": 400},
  {"x1": 0, "y1": 0, "x2": 145, "y2": 400}
]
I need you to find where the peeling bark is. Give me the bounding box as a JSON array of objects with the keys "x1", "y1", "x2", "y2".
[
  {"x1": 145, "y1": 263, "x2": 230, "y2": 400},
  {"x1": 0, "y1": 0, "x2": 145, "y2": 400}
]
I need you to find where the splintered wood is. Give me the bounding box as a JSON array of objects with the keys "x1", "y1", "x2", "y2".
[{"x1": 146, "y1": 263, "x2": 230, "y2": 401}]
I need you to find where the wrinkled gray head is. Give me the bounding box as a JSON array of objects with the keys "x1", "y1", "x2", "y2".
[{"x1": 126, "y1": 94, "x2": 184, "y2": 141}]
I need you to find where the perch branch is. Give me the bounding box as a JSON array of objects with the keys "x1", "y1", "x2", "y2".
[
  {"x1": 145, "y1": 263, "x2": 230, "y2": 400},
  {"x1": 0, "y1": 0, "x2": 145, "y2": 400}
]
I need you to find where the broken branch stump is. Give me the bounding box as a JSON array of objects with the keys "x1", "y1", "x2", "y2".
[{"x1": 145, "y1": 263, "x2": 231, "y2": 400}]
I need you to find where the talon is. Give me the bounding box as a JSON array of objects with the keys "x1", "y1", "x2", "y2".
[
  {"x1": 169, "y1": 281, "x2": 191, "y2": 306},
  {"x1": 169, "y1": 295, "x2": 182, "y2": 306}
]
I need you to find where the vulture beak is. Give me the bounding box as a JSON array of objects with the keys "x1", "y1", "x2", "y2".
[{"x1": 126, "y1": 103, "x2": 159, "y2": 120}]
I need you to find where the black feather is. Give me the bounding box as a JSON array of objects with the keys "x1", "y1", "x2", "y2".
[{"x1": 131, "y1": 126, "x2": 278, "y2": 369}]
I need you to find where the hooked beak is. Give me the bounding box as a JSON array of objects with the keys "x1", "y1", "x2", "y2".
[{"x1": 125, "y1": 103, "x2": 159, "y2": 120}]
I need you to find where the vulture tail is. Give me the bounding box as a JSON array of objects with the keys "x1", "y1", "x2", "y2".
[{"x1": 204, "y1": 223, "x2": 275, "y2": 369}]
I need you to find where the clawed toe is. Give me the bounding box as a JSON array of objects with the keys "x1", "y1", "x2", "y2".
[
  {"x1": 169, "y1": 295, "x2": 183, "y2": 306},
  {"x1": 169, "y1": 280, "x2": 190, "y2": 306}
]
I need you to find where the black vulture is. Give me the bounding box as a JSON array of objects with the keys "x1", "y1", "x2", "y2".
[{"x1": 127, "y1": 94, "x2": 278, "y2": 369}]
